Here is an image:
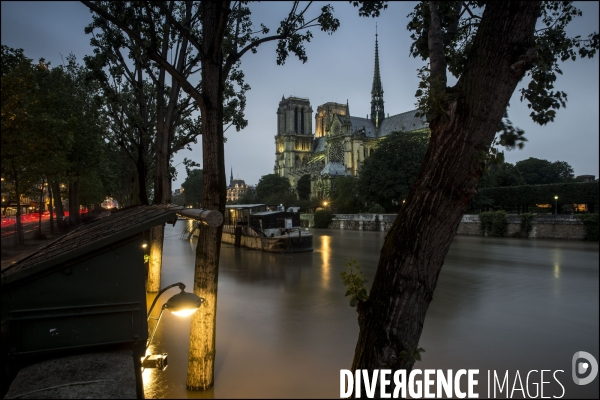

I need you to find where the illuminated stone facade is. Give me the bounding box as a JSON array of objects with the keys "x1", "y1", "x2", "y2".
[
  {"x1": 273, "y1": 34, "x2": 429, "y2": 199},
  {"x1": 226, "y1": 168, "x2": 254, "y2": 202}
]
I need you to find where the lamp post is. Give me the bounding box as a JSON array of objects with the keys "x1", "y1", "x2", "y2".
[
  {"x1": 143, "y1": 282, "x2": 205, "y2": 370},
  {"x1": 554, "y1": 196, "x2": 558, "y2": 215}
]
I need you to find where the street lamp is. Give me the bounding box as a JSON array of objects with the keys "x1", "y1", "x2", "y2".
[
  {"x1": 554, "y1": 196, "x2": 558, "y2": 215},
  {"x1": 143, "y1": 282, "x2": 204, "y2": 370},
  {"x1": 323, "y1": 201, "x2": 328, "y2": 207}
]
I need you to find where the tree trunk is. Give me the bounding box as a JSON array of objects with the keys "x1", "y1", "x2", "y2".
[
  {"x1": 51, "y1": 181, "x2": 65, "y2": 231},
  {"x1": 48, "y1": 184, "x2": 54, "y2": 234},
  {"x1": 186, "y1": 1, "x2": 228, "y2": 390},
  {"x1": 37, "y1": 181, "x2": 44, "y2": 238},
  {"x1": 14, "y1": 175, "x2": 24, "y2": 245},
  {"x1": 351, "y1": 0, "x2": 540, "y2": 383}
]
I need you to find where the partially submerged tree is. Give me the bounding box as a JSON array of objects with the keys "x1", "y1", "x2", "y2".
[
  {"x1": 350, "y1": 0, "x2": 598, "y2": 383},
  {"x1": 82, "y1": 0, "x2": 340, "y2": 390}
]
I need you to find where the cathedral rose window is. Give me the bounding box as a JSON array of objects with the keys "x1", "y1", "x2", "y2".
[{"x1": 328, "y1": 141, "x2": 344, "y2": 163}]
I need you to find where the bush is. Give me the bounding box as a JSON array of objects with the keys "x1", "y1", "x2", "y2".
[
  {"x1": 313, "y1": 209, "x2": 334, "y2": 228},
  {"x1": 519, "y1": 213, "x2": 534, "y2": 237},
  {"x1": 368, "y1": 204, "x2": 385, "y2": 214},
  {"x1": 479, "y1": 211, "x2": 494, "y2": 236},
  {"x1": 492, "y1": 210, "x2": 508, "y2": 237},
  {"x1": 479, "y1": 210, "x2": 507, "y2": 237},
  {"x1": 579, "y1": 213, "x2": 599, "y2": 241}
]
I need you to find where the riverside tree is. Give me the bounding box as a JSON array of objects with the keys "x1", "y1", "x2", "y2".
[
  {"x1": 85, "y1": 4, "x2": 208, "y2": 292},
  {"x1": 358, "y1": 131, "x2": 430, "y2": 211},
  {"x1": 349, "y1": 0, "x2": 598, "y2": 381},
  {"x1": 81, "y1": 0, "x2": 340, "y2": 390}
]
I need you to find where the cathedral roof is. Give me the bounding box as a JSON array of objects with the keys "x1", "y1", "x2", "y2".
[
  {"x1": 229, "y1": 179, "x2": 246, "y2": 188},
  {"x1": 349, "y1": 116, "x2": 377, "y2": 137},
  {"x1": 312, "y1": 137, "x2": 326, "y2": 153},
  {"x1": 320, "y1": 162, "x2": 346, "y2": 176},
  {"x1": 378, "y1": 109, "x2": 428, "y2": 137}
]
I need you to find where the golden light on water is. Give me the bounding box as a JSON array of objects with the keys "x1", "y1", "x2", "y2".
[{"x1": 321, "y1": 235, "x2": 331, "y2": 289}]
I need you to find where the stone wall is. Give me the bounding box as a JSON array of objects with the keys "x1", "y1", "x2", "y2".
[{"x1": 301, "y1": 213, "x2": 588, "y2": 240}]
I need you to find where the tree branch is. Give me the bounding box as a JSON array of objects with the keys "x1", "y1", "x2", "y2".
[
  {"x1": 427, "y1": 1, "x2": 447, "y2": 93},
  {"x1": 81, "y1": 0, "x2": 205, "y2": 109}
]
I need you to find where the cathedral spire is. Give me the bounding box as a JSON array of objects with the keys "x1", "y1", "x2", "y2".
[
  {"x1": 371, "y1": 24, "x2": 384, "y2": 129},
  {"x1": 346, "y1": 99, "x2": 350, "y2": 116},
  {"x1": 230, "y1": 166, "x2": 233, "y2": 186}
]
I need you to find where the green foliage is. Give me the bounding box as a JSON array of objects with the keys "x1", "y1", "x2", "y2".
[
  {"x1": 478, "y1": 182, "x2": 599, "y2": 208},
  {"x1": 519, "y1": 213, "x2": 534, "y2": 238},
  {"x1": 515, "y1": 158, "x2": 574, "y2": 185},
  {"x1": 407, "y1": 2, "x2": 599, "y2": 131},
  {"x1": 297, "y1": 174, "x2": 312, "y2": 200},
  {"x1": 368, "y1": 204, "x2": 385, "y2": 214},
  {"x1": 358, "y1": 131, "x2": 429, "y2": 212},
  {"x1": 578, "y1": 214, "x2": 599, "y2": 241},
  {"x1": 256, "y1": 174, "x2": 292, "y2": 203},
  {"x1": 313, "y1": 209, "x2": 333, "y2": 229},
  {"x1": 399, "y1": 347, "x2": 426, "y2": 364},
  {"x1": 479, "y1": 211, "x2": 507, "y2": 237},
  {"x1": 182, "y1": 169, "x2": 203, "y2": 208},
  {"x1": 479, "y1": 162, "x2": 525, "y2": 189},
  {"x1": 330, "y1": 176, "x2": 362, "y2": 213},
  {"x1": 339, "y1": 258, "x2": 368, "y2": 307}
]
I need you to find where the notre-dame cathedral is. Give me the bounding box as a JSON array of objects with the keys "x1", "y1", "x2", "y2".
[{"x1": 273, "y1": 33, "x2": 429, "y2": 199}]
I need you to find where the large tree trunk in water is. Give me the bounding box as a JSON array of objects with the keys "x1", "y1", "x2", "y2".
[
  {"x1": 351, "y1": 0, "x2": 540, "y2": 385},
  {"x1": 186, "y1": 1, "x2": 228, "y2": 390},
  {"x1": 147, "y1": 124, "x2": 169, "y2": 292}
]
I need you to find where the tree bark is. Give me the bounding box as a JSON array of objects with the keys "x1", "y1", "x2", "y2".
[
  {"x1": 51, "y1": 181, "x2": 65, "y2": 231},
  {"x1": 37, "y1": 181, "x2": 44, "y2": 238},
  {"x1": 351, "y1": 0, "x2": 540, "y2": 385},
  {"x1": 48, "y1": 183, "x2": 54, "y2": 234},
  {"x1": 186, "y1": 1, "x2": 229, "y2": 391},
  {"x1": 14, "y1": 171, "x2": 24, "y2": 245}
]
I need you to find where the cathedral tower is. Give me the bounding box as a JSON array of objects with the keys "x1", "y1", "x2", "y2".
[
  {"x1": 274, "y1": 96, "x2": 313, "y2": 185},
  {"x1": 371, "y1": 28, "x2": 385, "y2": 129}
]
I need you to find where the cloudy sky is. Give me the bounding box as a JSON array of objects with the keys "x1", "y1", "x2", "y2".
[{"x1": 2, "y1": 1, "x2": 598, "y2": 189}]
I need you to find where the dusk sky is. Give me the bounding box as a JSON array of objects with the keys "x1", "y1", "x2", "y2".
[{"x1": 2, "y1": 1, "x2": 598, "y2": 189}]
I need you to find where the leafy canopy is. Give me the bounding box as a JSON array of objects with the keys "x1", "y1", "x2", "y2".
[
  {"x1": 182, "y1": 169, "x2": 204, "y2": 209},
  {"x1": 515, "y1": 157, "x2": 574, "y2": 185},
  {"x1": 358, "y1": 131, "x2": 430, "y2": 212}
]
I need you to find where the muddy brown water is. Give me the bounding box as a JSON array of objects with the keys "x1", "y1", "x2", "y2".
[{"x1": 143, "y1": 223, "x2": 599, "y2": 398}]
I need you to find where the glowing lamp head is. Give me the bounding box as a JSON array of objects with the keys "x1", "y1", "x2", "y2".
[
  {"x1": 142, "y1": 241, "x2": 148, "y2": 249},
  {"x1": 554, "y1": 196, "x2": 558, "y2": 200},
  {"x1": 164, "y1": 290, "x2": 204, "y2": 317},
  {"x1": 323, "y1": 201, "x2": 328, "y2": 206}
]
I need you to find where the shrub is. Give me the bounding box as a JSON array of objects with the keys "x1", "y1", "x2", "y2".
[
  {"x1": 492, "y1": 210, "x2": 508, "y2": 237},
  {"x1": 368, "y1": 204, "x2": 385, "y2": 214},
  {"x1": 579, "y1": 213, "x2": 599, "y2": 241},
  {"x1": 313, "y1": 209, "x2": 333, "y2": 228},
  {"x1": 479, "y1": 211, "x2": 494, "y2": 236},
  {"x1": 479, "y1": 210, "x2": 507, "y2": 237},
  {"x1": 519, "y1": 213, "x2": 534, "y2": 237}
]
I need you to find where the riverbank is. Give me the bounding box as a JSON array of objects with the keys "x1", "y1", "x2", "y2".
[{"x1": 300, "y1": 213, "x2": 591, "y2": 240}]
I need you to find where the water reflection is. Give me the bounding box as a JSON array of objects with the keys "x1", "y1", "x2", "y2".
[
  {"x1": 320, "y1": 235, "x2": 331, "y2": 289},
  {"x1": 144, "y1": 226, "x2": 598, "y2": 399}
]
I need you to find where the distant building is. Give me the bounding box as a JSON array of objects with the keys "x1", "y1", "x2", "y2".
[
  {"x1": 226, "y1": 168, "x2": 253, "y2": 202},
  {"x1": 576, "y1": 175, "x2": 596, "y2": 182},
  {"x1": 273, "y1": 32, "x2": 429, "y2": 199}
]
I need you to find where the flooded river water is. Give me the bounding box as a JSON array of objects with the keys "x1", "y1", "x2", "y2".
[{"x1": 143, "y1": 224, "x2": 599, "y2": 398}]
